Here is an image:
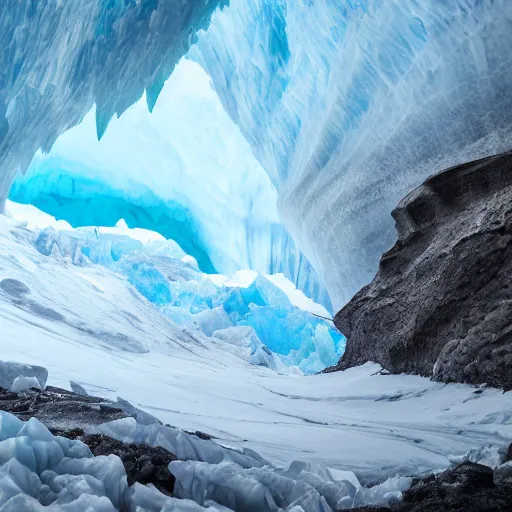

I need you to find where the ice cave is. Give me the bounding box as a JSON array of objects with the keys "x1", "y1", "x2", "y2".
[{"x1": 1, "y1": 1, "x2": 512, "y2": 511}]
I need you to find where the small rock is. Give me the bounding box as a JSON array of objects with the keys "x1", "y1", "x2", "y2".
[
  {"x1": 439, "y1": 461, "x2": 494, "y2": 489},
  {"x1": 494, "y1": 461, "x2": 512, "y2": 485}
]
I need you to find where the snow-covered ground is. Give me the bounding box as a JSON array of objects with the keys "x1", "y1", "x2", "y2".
[{"x1": 1, "y1": 203, "x2": 512, "y2": 489}]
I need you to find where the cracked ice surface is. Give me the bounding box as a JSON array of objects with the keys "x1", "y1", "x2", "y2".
[{"x1": 0, "y1": 206, "x2": 512, "y2": 488}]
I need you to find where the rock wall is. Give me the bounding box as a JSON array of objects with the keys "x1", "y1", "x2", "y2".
[{"x1": 328, "y1": 151, "x2": 512, "y2": 390}]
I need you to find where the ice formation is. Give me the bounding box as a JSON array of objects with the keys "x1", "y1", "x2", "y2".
[
  {"x1": 10, "y1": 58, "x2": 331, "y2": 310},
  {"x1": 2, "y1": 2, "x2": 511, "y2": 310},
  {"x1": 91, "y1": 413, "x2": 417, "y2": 511},
  {"x1": 169, "y1": 459, "x2": 413, "y2": 511},
  {"x1": 0, "y1": 0, "x2": 224, "y2": 203},
  {"x1": 6, "y1": 200, "x2": 343, "y2": 374},
  {"x1": 0, "y1": 361, "x2": 47, "y2": 393},
  {"x1": 9, "y1": 60, "x2": 277, "y2": 277},
  {"x1": 0, "y1": 410, "x2": 242, "y2": 511},
  {"x1": 0, "y1": 388, "x2": 418, "y2": 511},
  {"x1": 192, "y1": 0, "x2": 512, "y2": 307}
]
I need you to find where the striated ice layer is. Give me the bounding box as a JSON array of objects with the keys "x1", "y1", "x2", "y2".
[
  {"x1": 98, "y1": 416, "x2": 413, "y2": 511},
  {"x1": 170, "y1": 459, "x2": 412, "y2": 512},
  {"x1": 193, "y1": 0, "x2": 512, "y2": 308},
  {"x1": 10, "y1": 59, "x2": 331, "y2": 311}
]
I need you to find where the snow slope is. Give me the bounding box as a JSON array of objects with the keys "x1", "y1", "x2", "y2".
[
  {"x1": 1, "y1": 207, "x2": 511, "y2": 486},
  {"x1": 5, "y1": 201, "x2": 342, "y2": 374}
]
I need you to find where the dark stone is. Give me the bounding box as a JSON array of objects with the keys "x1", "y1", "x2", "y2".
[
  {"x1": 0, "y1": 385, "x2": 127, "y2": 430},
  {"x1": 0, "y1": 278, "x2": 30, "y2": 298},
  {"x1": 348, "y1": 461, "x2": 512, "y2": 512},
  {"x1": 506, "y1": 443, "x2": 512, "y2": 463},
  {"x1": 436, "y1": 461, "x2": 494, "y2": 489},
  {"x1": 26, "y1": 299, "x2": 65, "y2": 322},
  {"x1": 327, "y1": 151, "x2": 512, "y2": 390},
  {"x1": 184, "y1": 429, "x2": 215, "y2": 441},
  {"x1": 54, "y1": 430, "x2": 177, "y2": 495}
]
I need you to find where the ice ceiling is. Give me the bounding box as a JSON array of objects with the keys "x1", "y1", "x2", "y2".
[{"x1": 2, "y1": 0, "x2": 512, "y2": 309}]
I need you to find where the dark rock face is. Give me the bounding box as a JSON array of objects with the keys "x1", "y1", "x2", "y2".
[
  {"x1": 506, "y1": 443, "x2": 512, "y2": 462},
  {"x1": 350, "y1": 462, "x2": 510, "y2": 512},
  {"x1": 349, "y1": 461, "x2": 512, "y2": 512},
  {"x1": 328, "y1": 151, "x2": 512, "y2": 389},
  {"x1": 0, "y1": 385, "x2": 127, "y2": 430},
  {"x1": 52, "y1": 429, "x2": 177, "y2": 495}
]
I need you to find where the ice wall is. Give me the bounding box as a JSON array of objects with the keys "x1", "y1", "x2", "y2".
[
  {"x1": 10, "y1": 59, "x2": 332, "y2": 310},
  {"x1": 0, "y1": 0, "x2": 224, "y2": 204},
  {"x1": 193, "y1": 0, "x2": 512, "y2": 308}
]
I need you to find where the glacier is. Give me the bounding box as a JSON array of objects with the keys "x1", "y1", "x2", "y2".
[
  {"x1": 1, "y1": 202, "x2": 512, "y2": 510},
  {"x1": 6, "y1": 200, "x2": 343, "y2": 375},
  {"x1": 1, "y1": 3, "x2": 512, "y2": 508}
]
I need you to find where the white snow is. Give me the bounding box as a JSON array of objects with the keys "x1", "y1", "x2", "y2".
[
  {"x1": 265, "y1": 274, "x2": 331, "y2": 319},
  {"x1": 4, "y1": 201, "x2": 72, "y2": 232},
  {"x1": 207, "y1": 270, "x2": 260, "y2": 289}
]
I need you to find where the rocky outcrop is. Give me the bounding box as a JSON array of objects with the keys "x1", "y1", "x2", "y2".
[
  {"x1": 0, "y1": 384, "x2": 128, "y2": 429},
  {"x1": 52, "y1": 429, "x2": 177, "y2": 495},
  {"x1": 349, "y1": 460, "x2": 512, "y2": 512},
  {"x1": 327, "y1": 151, "x2": 512, "y2": 389}
]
